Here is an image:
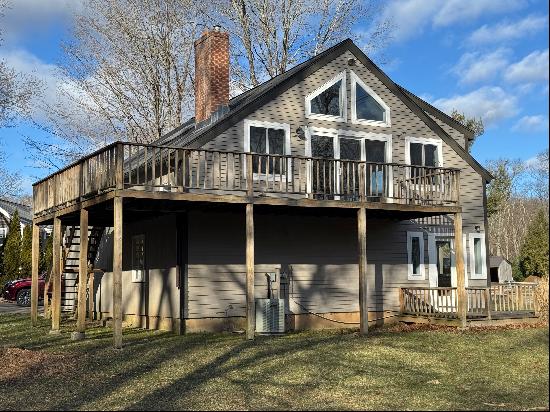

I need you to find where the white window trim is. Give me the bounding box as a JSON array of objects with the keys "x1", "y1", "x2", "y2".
[
  {"x1": 131, "y1": 234, "x2": 146, "y2": 283},
  {"x1": 244, "y1": 119, "x2": 292, "y2": 181},
  {"x1": 305, "y1": 71, "x2": 347, "y2": 123},
  {"x1": 305, "y1": 127, "x2": 393, "y2": 197},
  {"x1": 468, "y1": 232, "x2": 487, "y2": 279},
  {"x1": 350, "y1": 70, "x2": 391, "y2": 127},
  {"x1": 407, "y1": 231, "x2": 425, "y2": 280},
  {"x1": 404, "y1": 136, "x2": 444, "y2": 167}
]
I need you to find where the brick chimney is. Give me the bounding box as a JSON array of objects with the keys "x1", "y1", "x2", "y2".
[{"x1": 194, "y1": 25, "x2": 229, "y2": 126}]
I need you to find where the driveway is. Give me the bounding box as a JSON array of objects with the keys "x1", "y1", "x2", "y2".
[{"x1": 0, "y1": 299, "x2": 40, "y2": 314}]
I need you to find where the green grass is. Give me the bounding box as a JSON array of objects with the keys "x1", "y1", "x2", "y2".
[{"x1": 0, "y1": 314, "x2": 548, "y2": 411}]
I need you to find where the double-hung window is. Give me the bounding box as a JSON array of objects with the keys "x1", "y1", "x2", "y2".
[
  {"x1": 468, "y1": 233, "x2": 487, "y2": 279},
  {"x1": 131, "y1": 234, "x2": 146, "y2": 283},
  {"x1": 407, "y1": 231, "x2": 425, "y2": 280},
  {"x1": 244, "y1": 120, "x2": 291, "y2": 178},
  {"x1": 405, "y1": 136, "x2": 443, "y2": 184}
]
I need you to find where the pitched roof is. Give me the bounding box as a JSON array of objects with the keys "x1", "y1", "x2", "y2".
[
  {"x1": 157, "y1": 39, "x2": 492, "y2": 181},
  {"x1": 490, "y1": 256, "x2": 511, "y2": 268},
  {"x1": 0, "y1": 198, "x2": 32, "y2": 223}
]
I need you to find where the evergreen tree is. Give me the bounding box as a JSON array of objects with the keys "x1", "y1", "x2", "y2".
[
  {"x1": 518, "y1": 209, "x2": 549, "y2": 277},
  {"x1": 39, "y1": 233, "x2": 53, "y2": 275},
  {"x1": 20, "y1": 224, "x2": 32, "y2": 276},
  {"x1": 2, "y1": 210, "x2": 22, "y2": 280}
]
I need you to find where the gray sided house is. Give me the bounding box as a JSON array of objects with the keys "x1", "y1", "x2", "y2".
[
  {"x1": 0, "y1": 198, "x2": 32, "y2": 247},
  {"x1": 33, "y1": 30, "x2": 533, "y2": 348}
]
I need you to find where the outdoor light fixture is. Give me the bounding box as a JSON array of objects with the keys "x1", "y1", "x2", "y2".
[
  {"x1": 475, "y1": 225, "x2": 481, "y2": 232},
  {"x1": 296, "y1": 126, "x2": 306, "y2": 139}
]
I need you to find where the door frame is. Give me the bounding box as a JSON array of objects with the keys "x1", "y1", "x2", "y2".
[
  {"x1": 304, "y1": 127, "x2": 393, "y2": 197},
  {"x1": 428, "y1": 233, "x2": 456, "y2": 288}
]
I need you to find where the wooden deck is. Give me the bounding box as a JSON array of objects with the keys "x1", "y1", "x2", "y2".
[
  {"x1": 399, "y1": 283, "x2": 539, "y2": 324},
  {"x1": 32, "y1": 142, "x2": 461, "y2": 222}
]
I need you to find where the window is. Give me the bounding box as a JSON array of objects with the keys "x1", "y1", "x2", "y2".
[
  {"x1": 305, "y1": 128, "x2": 393, "y2": 199},
  {"x1": 405, "y1": 136, "x2": 443, "y2": 181},
  {"x1": 350, "y1": 71, "x2": 390, "y2": 127},
  {"x1": 131, "y1": 234, "x2": 145, "y2": 283},
  {"x1": 407, "y1": 232, "x2": 425, "y2": 280},
  {"x1": 469, "y1": 233, "x2": 487, "y2": 279},
  {"x1": 305, "y1": 71, "x2": 347, "y2": 122},
  {"x1": 0, "y1": 227, "x2": 6, "y2": 239},
  {"x1": 244, "y1": 120, "x2": 291, "y2": 177}
]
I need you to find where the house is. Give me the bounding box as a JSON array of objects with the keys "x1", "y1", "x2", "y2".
[
  {"x1": 0, "y1": 198, "x2": 32, "y2": 247},
  {"x1": 489, "y1": 256, "x2": 513, "y2": 283},
  {"x1": 29, "y1": 29, "x2": 538, "y2": 347}
]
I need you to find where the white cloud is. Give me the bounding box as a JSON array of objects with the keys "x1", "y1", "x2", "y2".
[
  {"x1": 451, "y1": 48, "x2": 510, "y2": 85},
  {"x1": 383, "y1": 0, "x2": 527, "y2": 41},
  {"x1": 0, "y1": 49, "x2": 61, "y2": 121},
  {"x1": 0, "y1": 0, "x2": 83, "y2": 45},
  {"x1": 433, "y1": 86, "x2": 518, "y2": 127},
  {"x1": 512, "y1": 115, "x2": 549, "y2": 133},
  {"x1": 467, "y1": 15, "x2": 548, "y2": 45},
  {"x1": 504, "y1": 49, "x2": 550, "y2": 84},
  {"x1": 433, "y1": 0, "x2": 527, "y2": 27}
]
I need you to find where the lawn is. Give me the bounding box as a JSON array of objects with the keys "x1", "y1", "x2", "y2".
[{"x1": 0, "y1": 314, "x2": 548, "y2": 411}]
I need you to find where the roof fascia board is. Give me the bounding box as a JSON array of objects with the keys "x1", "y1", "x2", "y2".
[
  {"x1": 346, "y1": 42, "x2": 492, "y2": 182},
  {"x1": 398, "y1": 86, "x2": 475, "y2": 140}
]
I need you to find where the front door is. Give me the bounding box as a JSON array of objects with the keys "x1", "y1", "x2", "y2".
[{"x1": 436, "y1": 240, "x2": 452, "y2": 287}]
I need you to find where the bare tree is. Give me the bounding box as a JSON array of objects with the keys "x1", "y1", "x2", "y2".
[
  {"x1": 29, "y1": 0, "x2": 201, "y2": 167},
  {"x1": 0, "y1": 0, "x2": 41, "y2": 128},
  {"x1": 0, "y1": 147, "x2": 22, "y2": 198},
  {"x1": 213, "y1": 0, "x2": 393, "y2": 90}
]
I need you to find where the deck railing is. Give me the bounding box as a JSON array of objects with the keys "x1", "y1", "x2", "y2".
[
  {"x1": 400, "y1": 283, "x2": 538, "y2": 319},
  {"x1": 33, "y1": 142, "x2": 460, "y2": 215}
]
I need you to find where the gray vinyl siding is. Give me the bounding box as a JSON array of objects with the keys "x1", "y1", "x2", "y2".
[
  {"x1": 93, "y1": 215, "x2": 180, "y2": 319},
  {"x1": 186, "y1": 209, "x2": 414, "y2": 318}
]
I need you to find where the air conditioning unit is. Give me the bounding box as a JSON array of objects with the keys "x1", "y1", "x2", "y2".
[{"x1": 255, "y1": 298, "x2": 285, "y2": 333}]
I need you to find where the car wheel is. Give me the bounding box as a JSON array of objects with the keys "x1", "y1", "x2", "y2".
[{"x1": 16, "y1": 289, "x2": 31, "y2": 307}]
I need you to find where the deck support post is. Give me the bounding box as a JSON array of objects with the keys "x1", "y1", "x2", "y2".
[
  {"x1": 246, "y1": 203, "x2": 255, "y2": 340},
  {"x1": 113, "y1": 197, "x2": 123, "y2": 349},
  {"x1": 75, "y1": 208, "x2": 89, "y2": 337},
  {"x1": 358, "y1": 207, "x2": 368, "y2": 335},
  {"x1": 51, "y1": 216, "x2": 62, "y2": 333},
  {"x1": 454, "y1": 212, "x2": 467, "y2": 328},
  {"x1": 31, "y1": 222, "x2": 40, "y2": 326}
]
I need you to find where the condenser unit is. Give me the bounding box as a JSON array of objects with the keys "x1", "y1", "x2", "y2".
[{"x1": 255, "y1": 298, "x2": 285, "y2": 333}]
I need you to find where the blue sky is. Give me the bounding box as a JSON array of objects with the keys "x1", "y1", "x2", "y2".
[{"x1": 0, "y1": 0, "x2": 548, "y2": 195}]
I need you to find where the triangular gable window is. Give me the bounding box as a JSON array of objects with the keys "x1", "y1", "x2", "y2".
[
  {"x1": 305, "y1": 71, "x2": 347, "y2": 122},
  {"x1": 351, "y1": 71, "x2": 390, "y2": 127}
]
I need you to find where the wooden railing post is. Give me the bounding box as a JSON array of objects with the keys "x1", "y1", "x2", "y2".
[
  {"x1": 358, "y1": 207, "x2": 368, "y2": 335},
  {"x1": 31, "y1": 222, "x2": 40, "y2": 326},
  {"x1": 454, "y1": 212, "x2": 467, "y2": 327},
  {"x1": 399, "y1": 288, "x2": 405, "y2": 314},
  {"x1": 116, "y1": 142, "x2": 124, "y2": 191},
  {"x1": 359, "y1": 163, "x2": 366, "y2": 202},
  {"x1": 246, "y1": 153, "x2": 254, "y2": 199}
]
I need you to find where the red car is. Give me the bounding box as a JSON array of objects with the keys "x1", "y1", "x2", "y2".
[{"x1": 2, "y1": 275, "x2": 47, "y2": 306}]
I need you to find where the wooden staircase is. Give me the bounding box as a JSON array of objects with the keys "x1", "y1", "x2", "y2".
[{"x1": 61, "y1": 226, "x2": 104, "y2": 312}]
